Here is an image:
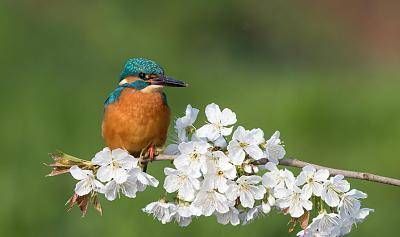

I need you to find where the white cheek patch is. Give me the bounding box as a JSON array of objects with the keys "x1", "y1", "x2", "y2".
[
  {"x1": 119, "y1": 79, "x2": 129, "y2": 85},
  {"x1": 141, "y1": 85, "x2": 164, "y2": 93}
]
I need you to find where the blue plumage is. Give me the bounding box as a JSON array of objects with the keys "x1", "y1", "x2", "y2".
[
  {"x1": 119, "y1": 58, "x2": 164, "y2": 81},
  {"x1": 104, "y1": 80, "x2": 150, "y2": 106}
]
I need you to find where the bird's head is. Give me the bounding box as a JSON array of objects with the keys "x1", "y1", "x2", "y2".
[{"x1": 118, "y1": 58, "x2": 187, "y2": 91}]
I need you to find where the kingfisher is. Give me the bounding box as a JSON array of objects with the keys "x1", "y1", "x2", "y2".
[{"x1": 102, "y1": 58, "x2": 186, "y2": 161}]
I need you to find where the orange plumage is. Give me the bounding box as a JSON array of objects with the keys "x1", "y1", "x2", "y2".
[{"x1": 102, "y1": 88, "x2": 170, "y2": 156}]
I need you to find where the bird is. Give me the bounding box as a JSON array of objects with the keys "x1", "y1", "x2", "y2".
[{"x1": 102, "y1": 58, "x2": 186, "y2": 162}]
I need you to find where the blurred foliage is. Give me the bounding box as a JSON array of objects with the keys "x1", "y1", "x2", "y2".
[{"x1": 0, "y1": 0, "x2": 399, "y2": 236}]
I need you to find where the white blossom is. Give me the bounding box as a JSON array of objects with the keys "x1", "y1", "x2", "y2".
[
  {"x1": 173, "y1": 141, "x2": 211, "y2": 177},
  {"x1": 201, "y1": 150, "x2": 219, "y2": 170},
  {"x1": 60, "y1": 104, "x2": 374, "y2": 235},
  {"x1": 192, "y1": 189, "x2": 230, "y2": 216},
  {"x1": 239, "y1": 205, "x2": 264, "y2": 225},
  {"x1": 215, "y1": 207, "x2": 240, "y2": 226},
  {"x1": 163, "y1": 167, "x2": 201, "y2": 201},
  {"x1": 172, "y1": 212, "x2": 192, "y2": 227},
  {"x1": 165, "y1": 105, "x2": 200, "y2": 155},
  {"x1": 196, "y1": 103, "x2": 236, "y2": 141},
  {"x1": 103, "y1": 177, "x2": 136, "y2": 201},
  {"x1": 296, "y1": 165, "x2": 329, "y2": 198},
  {"x1": 227, "y1": 175, "x2": 266, "y2": 208},
  {"x1": 340, "y1": 208, "x2": 374, "y2": 235},
  {"x1": 163, "y1": 144, "x2": 180, "y2": 156},
  {"x1": 175, "y1": 104, "x2": 199, "y2": 141},
  {"x1": 170, "y1": 202, "x2": 202, "y2": 227},
  {"x1": 143, "y1": 200, "x2": 176, "y2": 224},
  {"x1": 261, "y1": 191, "x2": 276, "y2": 214},
  {"x1": 338, "y1": 189, "x2": 367, "y2": 218},
  {"x1": 91, "y1": 147, "x2": 138, "y2": 183},
  {"x1": 262, "y1": 162, "x2": 295, "y2": 191},
  {"x1": 103, "y1": 168, "x2": 159, "y2": 201},
  {"x1": 275, "y1": 186, "x2": 312, "y2": 218},
  {"x1": 243, "y1": 162, "x2": 259, "y2": 174},
  {"x1": 70, "y1": 165, "x2": 104, "y2": 196},
  {"x1": 227, "y1": 126, "x2": 265, "y2": 165},
  {"x1": 321, "y1": 175, "x2": 350, "y2": 207},
  {"x1": 132, "y1": 167, "x2": 159, "y2": 190},
  {"x1": 213, "y1": 136, "x2": 228, "y2": 148},
  {"x1": 202, "y1": 151, "x2": 237, "y2": 193},
  {"x1": 299, "y1": 212, "x2": 342, "y2": 237},
  {"x1": 264, "y1": 131, "x2": 286, "y2": 164}
]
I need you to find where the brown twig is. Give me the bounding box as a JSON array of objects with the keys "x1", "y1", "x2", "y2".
[{"x1": 142, "y1": 155, "x2": 400, "y2": 187}]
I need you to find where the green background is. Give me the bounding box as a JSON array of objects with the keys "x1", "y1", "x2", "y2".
[{"x1": 1, "y1": 1, "x2": 399, "y2": 236}]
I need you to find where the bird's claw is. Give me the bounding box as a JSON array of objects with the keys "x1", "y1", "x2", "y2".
[
  {"x1": 148, "y1": 145, "x2": 155, "y2": 160},
  {"x1": 140, "y1": 144, "x2": 158, "y2": 173}
]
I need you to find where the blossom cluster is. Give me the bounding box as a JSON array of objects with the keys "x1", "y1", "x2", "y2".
[
  {"x1": 141, "y1": 103, "x2": 373, "y2": 236},
  {"x1": 58, "y1": 103, "x2": 373, "y2": 235},
  {"x1": 69, "y1": 147, "x2": 158, "y2": 201}
]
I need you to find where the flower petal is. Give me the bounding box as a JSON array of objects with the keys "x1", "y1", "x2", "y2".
[
  {"x1": 314, "y1": 169, "x2": 330, "y2": 182},
  {"x1": 197, "y1": 124, "x2": 219, "y2": 141},
  {"x1": 178, "y1": 182, "x2": 195, "y2": 201},
  {"x1": 289, "y1": 202, "x2": 304, "y2": 218},
  {"x1": 245, "y1": 145, "x2": 265, "y2": 160},
  {"x1": 164, "y1": 175, "x2": 180, "y2": 193},
  {"x1": 232, "y1": 126, "x2": 246, "y2": 141},
  {"x1": 96, "y1": 165, "x2": 113, "y2": 182},
  {"x1": 240, "y1": 190, "x2": 255, "y2": 208},
  {"x1": 164, "y1": 144, "x2": 180, "y2": 155},
  {"x1": 251, "y1": 185, "x2": 266, "y2": 199},
  {"x1": 205, "y1": 103, "x2": 222, "y2": 124},
  {"x1": 220, "y1": 108, "x2": 237, "y2": 126},
  {"x1": 247, "y1": 128, "x2": 265, "y2": 145},
  {"x1": 70, "y1": 165, "x2": 90, "y2": 180},
  {"x1": 113, "y1": 168, "x2": 129, "y2": 184},
  {"x1": 173, "y1": 155, "x2": 189, "y2": 171},
  {"x1": 104, "y1": 180, "x2": 118, "y2": 201},
  {"x1": 121, "y1": 178, "x2": 138, "y2": 198},
  {"x1": 91, "y1": 147, "x2": 112, "y2": 165},
  {"x1": 324, "y1": 189, "x2": 340, "y2": 207},
  {"x1": 75, "y1": 179, "x2": 92, "y2": 196}
]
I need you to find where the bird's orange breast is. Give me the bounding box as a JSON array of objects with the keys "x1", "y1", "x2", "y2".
[{"x1": 102, "y1": 88, "x2": 170, "y2": 155}]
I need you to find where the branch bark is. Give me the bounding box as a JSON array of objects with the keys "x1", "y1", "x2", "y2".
[{"x1": 143, "y1": 155, "x2": 400, "y2": 187}]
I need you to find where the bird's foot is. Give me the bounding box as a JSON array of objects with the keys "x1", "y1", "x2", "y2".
[
  {"x1": 148, "y1": 145, "x2": 155, "y2": 161},
  {"x1": 140, "y1": 145, "x2": 157, "y2": 173}
]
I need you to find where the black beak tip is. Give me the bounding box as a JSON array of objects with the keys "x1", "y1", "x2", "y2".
[{"x1": 151, "y1": 75, "x2": 188, "y2": 88}]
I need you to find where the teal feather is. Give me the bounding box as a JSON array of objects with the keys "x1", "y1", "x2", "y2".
[
  {"x1": 104, "y1": 86, "x2": 125, "y2": 106},
  {"x1": 161, "y1": 92, "x2": 168, "y2": 106},
  {"x1": 119, "y1": 58, "x2": 164, "y2": 81},
  {"x1": 104, "y1": 80, "x2": 150, "y2": 106}
]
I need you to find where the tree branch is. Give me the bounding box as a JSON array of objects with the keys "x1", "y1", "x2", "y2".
[{"x1": 143, "y1": 155, "x2": 400, "y2": 187}]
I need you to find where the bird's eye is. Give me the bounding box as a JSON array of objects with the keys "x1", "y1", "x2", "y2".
[{"x1": 138, "y1": 72, "x2": 146, "y2": 80}]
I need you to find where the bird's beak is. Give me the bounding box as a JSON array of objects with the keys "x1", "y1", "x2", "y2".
[{"x1": 150, "y1": 75, "x2": 187, "y2": 87}]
